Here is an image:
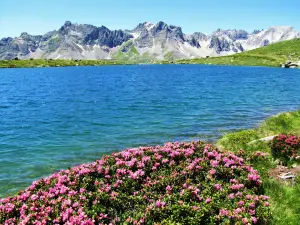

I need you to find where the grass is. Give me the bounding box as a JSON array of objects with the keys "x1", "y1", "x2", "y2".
[
  {"x1": 257, "y1": 111, "x2": 300, "y2": 137},
  {"x1": 112, "y1": 40, "x2": 157, "y2": 63},
  {"x1": 217, "y1": 110, "x2": 300, "y2": 224},
  {"x1": 217, "y1": 129, "x2": 259, "y2": 151},
  {"x1": 264, "y1": 179, "x2": 300, "y2": 225},
  {"x1": 112, "y1": 40, "x2": 139, "y2": 60},
  {"x1": 0, "y1": 59, "x2": 129, "y2": 68},
  {"x1": 177, "y1": 38, "x2": 300, "y2": 67},
  {"x1": 164, "y1": 52, "x2": 175, "y2": 61},
  {"x1": 218, "y1": 110, "x2": 300, "y2": 152}
]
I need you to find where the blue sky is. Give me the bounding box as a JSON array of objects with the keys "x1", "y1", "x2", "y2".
[{"x1": 1, "y1": 0, "x2": 299, "y2": 38}]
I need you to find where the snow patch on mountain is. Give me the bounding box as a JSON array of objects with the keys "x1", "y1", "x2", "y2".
[
  {"x1": 241, "y1": 26, "x2": 300, "y2": 50},
  {"x1": 0, "y1": 21, "x2": 299, "y2": 60},
  {"x1": 144, "y1": 22, "x2": 155, "y2": 31}
]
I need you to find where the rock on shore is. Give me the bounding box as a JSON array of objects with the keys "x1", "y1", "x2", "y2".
[{"x1": 281, "y1": 61, "x2": 300, "y2": 68}]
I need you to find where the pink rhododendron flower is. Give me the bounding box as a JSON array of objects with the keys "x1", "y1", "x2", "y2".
[
  {"x1": 155, "y1": 201, "x2": 166, "y2": 208},
  {"x1": 0, "y1": 141, "x2": 270, "y2": 224},
  {"x1": 219, "y1": 209, "x2": 229, "y2": 216},
  {"x1": 251, "y1": 217, "x2": 258, "y2": 224},
  {"x1": 205, "y1": 198, "x2": 212, "y2": 204},
  {"x1": 208, "y1": 169, "x2": 216, "y2": 175}
]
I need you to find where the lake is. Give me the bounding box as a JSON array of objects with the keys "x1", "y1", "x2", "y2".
[{"x1": 0, "y1": 64, "x2": 300, "y2": 197}]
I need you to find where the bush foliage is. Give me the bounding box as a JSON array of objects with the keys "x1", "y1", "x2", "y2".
[
  {"x1": 0, "y1": 141, "x2": 271, "y2": 224},
  {"x1": 217, "y1": 130, "x2": 258, "y2": 151},
  {"x1": 270, "y1": 134, "x2": 300, "y2": 164}
]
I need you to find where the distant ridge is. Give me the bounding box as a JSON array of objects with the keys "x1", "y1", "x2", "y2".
[{"x1": 0, "y1": 21, "x2": 299, "y2": 60}]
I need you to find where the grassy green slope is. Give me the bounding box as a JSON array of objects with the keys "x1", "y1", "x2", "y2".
[
  {"x1": 112, "y1": 40, "x2": 139, "y2": 60},
  {"x1": 218, "y1": 110, "x2": 300, "y2": 151},
  {"x1": 112, "y1": 40, "x2": 156, "y2": 63},
  {"x1": 178, "y1": 38, "x2": 300, "y2": 67},
  {"x1": 217, "y1": 110, "x2": 300, "y2": 224},
  {"x1": 0, "y1": 59, "x2": 129, "y2": 68}
]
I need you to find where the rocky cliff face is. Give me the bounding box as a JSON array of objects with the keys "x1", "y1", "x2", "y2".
[
  {"x1": 0, "y1": 21, "x2": 299, "y2": 60},
  {"x1": 207, "y1": 29, "x2": 248, "y2": 54},
  {"x1": 0, "y1": 33, "x2": 42, "y2": 59}
]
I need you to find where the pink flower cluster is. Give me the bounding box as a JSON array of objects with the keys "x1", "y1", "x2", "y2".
[
  {"x1": 271, "y1": 134, "x2": 300, "y2": 163},
  {"x1": 0, "y1": 141, "x2": 270, "y2": 224}
]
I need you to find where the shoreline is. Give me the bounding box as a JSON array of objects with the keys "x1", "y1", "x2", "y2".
[
  {"x1": 1, "y1": 109, "x2": 299, "y2": 224},
  {"x1": 0, "y1": 58, "x2": 281, "y2": 69}
]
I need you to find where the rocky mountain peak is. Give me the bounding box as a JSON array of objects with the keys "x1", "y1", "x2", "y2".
[
  {"x1": 212, "y1": 29, "x2": 249, "y2": 41},
  {"x1": 59, "y1": 21, "x2": 73, "y2": 35},
  {"x1": 190, "y1": 32, "x2": 208, "y2": 42},
  {"x1": 243, "y1": 26, "x2": 300, "y2": 49},
  {"x1": 154, "y1": 21, "x2": 168, "y2": 31},
  {"x1": 132, "y1": 22, "x2": 154, "y2": 33},
  {"x1": 152, "y1": 21, "x2": 183, "y2": 33},
  {"x1": 252, "y1": 29, "x2": 262, "y2": 35},
  {"x1": 152, "y1": 22, "x2": 184, "y2": 41},
  {"x1": 20, "y1": 32, "x2": 29, "y2": 38},
  {"x1": 0, "y1": 21, "x2": 299, "y2": 60},
  {"x1": 64, "y1": 21, "x2": 72, "y2": 27},
  {"x1": 144, "y1": 22, "x2": 155, "y2": 31}
]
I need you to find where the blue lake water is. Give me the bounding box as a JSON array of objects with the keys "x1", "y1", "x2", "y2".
[{"x1": 0, "y1": 64, "x2": 300, "y2": 197}]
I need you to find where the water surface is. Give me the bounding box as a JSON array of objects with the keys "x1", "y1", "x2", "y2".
[{"x1": 1, "y1": 65, "x2": 300, "y2": 197}]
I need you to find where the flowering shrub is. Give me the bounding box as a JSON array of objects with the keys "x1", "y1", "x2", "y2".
[
  {"x1": 235, "y1": 150, "x2": 269, "y2": 163},
  {"x1": 0, "y1": 141, "x2": 270, "y2": 224},
  {"x1": 270, "y1": 134, "x2": 300, "y2": 164}
]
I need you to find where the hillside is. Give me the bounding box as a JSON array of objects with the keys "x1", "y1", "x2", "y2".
[
  {"x1": 177, "y1": 38, "x2": 300, "y2": 67},
  {"x1": 1, "y1": 38, "x2": 300, "y2": 68}
]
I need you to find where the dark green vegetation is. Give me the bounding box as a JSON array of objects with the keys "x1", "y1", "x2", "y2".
[
  {"x1": 1, "y1": 38, "x2": 300, "y2": 68},
  {"x1": 217, "y1": 110, "x2": 300, "y2": 224},
  {"x1": 178, "y1": 38, "x2": 300, "y2": 67}
]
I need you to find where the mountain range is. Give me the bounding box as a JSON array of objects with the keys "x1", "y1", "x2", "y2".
[{"x1": 0, "y1": 21, "x2": 299, "y2": 60}]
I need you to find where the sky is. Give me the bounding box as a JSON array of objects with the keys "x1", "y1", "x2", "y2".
[{"x1": 1, "y1": 0, "x2": 300, "y2": 38}]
